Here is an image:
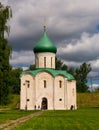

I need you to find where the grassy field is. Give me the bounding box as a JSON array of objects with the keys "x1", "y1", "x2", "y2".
[
  {"x1": 0, "y1": 109, "x2": 37, "y2": 124},
  {"x1": 13, "y1": 108, "x2": 99, "y2": 130},
  {"x1": 77, "y1": 93, "x2": 99, "y2": 108},
  {"x1": 0, "y1": 93, "x2": 99, "y2": 109},
  {"x1": 0, "y1": 94, "x2": 20, "y2": 109},
  {"x1": 0, "y1": 93, "x2": 99, "y2": 129}
]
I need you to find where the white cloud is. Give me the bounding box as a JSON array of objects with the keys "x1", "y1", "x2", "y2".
[
  {"x1": 91, "y1": 59, "x2": 99, "y2": 68},
  {"x1": 57, "y1": 32, "x2": 99, "y2": 76},
  {"x1": 1, "y1": 0, "x2": 8, "y2": 5},
  {"x1": 89, "y1": 83, "x2": 99, "y2": 91},
  {"x1": 1, "y1": 0, "x2": 99, "y2": 77},
  {"x1": 58, "y1": 32, "x2": 99, "y2": 62}
]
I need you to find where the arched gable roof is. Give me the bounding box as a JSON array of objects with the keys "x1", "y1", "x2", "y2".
[{"x1": 20, "y1": 68, "x2": 75, "y2": 81}]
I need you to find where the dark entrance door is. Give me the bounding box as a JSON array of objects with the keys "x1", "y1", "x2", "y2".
[{"x1": 41, "y1": 97, "x2": 47, "y2": 110}]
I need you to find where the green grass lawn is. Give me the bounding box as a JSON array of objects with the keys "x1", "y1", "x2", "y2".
[
  {"x1": 0, "y1": 109, "x2": 37, "y2": 124},
  {"x1": 0, "y1": 93, "x2": 99, "y2": 129},
  {"x1": 13, "y1": 108, "x2": 99, "y2": 130}
]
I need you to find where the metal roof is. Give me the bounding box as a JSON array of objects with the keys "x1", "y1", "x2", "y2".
[
  {"x1": 20, "y1": 68, "x2": 75, "y2": 81},
  {"x1": 33, "y1": 31, "x2": 57, "y2": 53}
]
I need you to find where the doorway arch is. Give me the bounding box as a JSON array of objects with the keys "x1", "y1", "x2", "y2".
[{"x1": 41, "y1": 97, "x2": 48, "y2": 110}]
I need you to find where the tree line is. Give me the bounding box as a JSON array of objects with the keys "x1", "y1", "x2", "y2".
[
  {"x1": 0, "y1": 3, "x2": 22, "y2": 105},
  {"x1": 0, "y1": 2, "x2": 92, "y2": 105}
]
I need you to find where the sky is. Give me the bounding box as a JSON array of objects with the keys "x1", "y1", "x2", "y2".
[{"x1": 2, "y1": 0, "x2": 99, "y2": 82}]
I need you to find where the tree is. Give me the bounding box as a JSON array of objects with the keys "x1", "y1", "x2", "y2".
[
  {"x1": 0, "y1": 3, "x2": 12, "y2": 38},
  {"x1": 55, "y1": 57, "x2": 63, "y2": 70},
  {"x1": 67, "y1": 67, "x2": 75, "y2": 76},
  {"x1": 55, "y1": 57, "x2": 68, "y2": 70},
  {"x1": 29, "y1": 64, "x2": 36, "y2": 70},
  {"x1": 9, "y1": 68, "x2": 22, "y2": 94},
  {"x1": 55, "y1": 58, "x2": 92, "y2": 92},
  {"x1": 0, "y1": 2, "x2": 12, "y2": 105},
  {"x1": 75, "y1": 63, "x2": 92, "y2": 92}
]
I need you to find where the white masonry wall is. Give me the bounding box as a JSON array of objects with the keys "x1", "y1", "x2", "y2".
[
  {"x1": 35, "y1": 52, "x2": 55, "y2": 69},
  {"x1": 35, "y1": 71, "x2": 54, "y2": 110},
  {"x1": 54, "y1": 75, "x2": 66, "y2": 110},
  {"x1": 66, "y1": 80, "x2": 77, "y2": 110},
  {"x1": 20, "y1": 72, "x2": 77, "y2": 110},
  {"x1": 20, "y1": 74, "x2": 35, "y2": 110}
]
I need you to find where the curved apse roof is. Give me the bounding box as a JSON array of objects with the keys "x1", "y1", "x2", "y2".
[{"x1": 20, "y1": 68, "x2": 75, "y2": 81}]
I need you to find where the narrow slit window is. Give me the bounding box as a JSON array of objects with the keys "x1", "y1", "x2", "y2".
[
  {"x1": 59, "y1": 80, "x2": 62, "y2": 88},
  {"x1": 37, "y1": 57, "x2": 39, "y2": 68},
  {"x1": 28, "y1": 84, "x2": 30, "y2": 88},
  {"x1": 51, "y1": 57, "x2": 52, "y2": 67},
  {"x1": 44, "y1": 80, "x2": 46, "y2": 88},
  {"x1": 25, "y1": 80, "x2": 30, "y2": 88},
  {"x1": 44, "y1": 57, "x2": 46, "y2": 68}
]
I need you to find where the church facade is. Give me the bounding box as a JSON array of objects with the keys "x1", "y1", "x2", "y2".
[{"x1": 20, "y1": 28, "x2": 77, "y2": 110}]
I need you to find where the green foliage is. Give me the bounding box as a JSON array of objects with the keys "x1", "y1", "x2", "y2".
[
  {"x1": 55, "y1": 58, "x2": 91, "y2": 92},
  {"x1": 9, "y1": 68, "x2": 22, "y2": 94},
  {"x1": 55, "y1": 57, "x2": 64, "y2": 70},
  {"x1": 29, "y1": 64, "x2": 36, "y2": 70},
  {"x1": 0, "y1": 94, "x2": 20, "y2": 109},
  {"x1": 0, "y1": 2, "x2": 12, "y2": 105},
  {"x1": 68, "y1": 67, "x2": 75, "y2": 76},
  {"x1": 0, "y1": 3, "x2": 21, "y2": 103},
  {"x1": 0, "y1": 2, "x2": 12, "y2": 38},
  {"x1": 75, "y1": 63, "x2": 92, "y2": 92},
  {"x1": 55, "y1": 57, "x2": 68, "y2": 70}
]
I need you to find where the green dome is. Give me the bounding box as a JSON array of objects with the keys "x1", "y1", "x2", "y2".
[{"x1": 33, "y1": 31, "x2": 57, "y2": 53}]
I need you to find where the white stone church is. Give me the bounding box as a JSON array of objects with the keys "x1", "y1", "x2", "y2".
[{"x1": 20, "y1": 27, "x2": 77, "y2": 110}]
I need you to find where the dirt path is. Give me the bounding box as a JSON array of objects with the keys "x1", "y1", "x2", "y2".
[{"x1": 0, "y1": 111, "x2": 43, "y2": 130}]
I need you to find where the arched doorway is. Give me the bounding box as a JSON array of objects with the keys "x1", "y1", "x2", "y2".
[{"x1": 41, "y1": 97, "x2": 48, "y2": 110}]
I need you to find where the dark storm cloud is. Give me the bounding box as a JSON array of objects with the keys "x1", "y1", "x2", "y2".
[
  {"x1": 58, "y1": 48, "x2": 99, "y2": 62},
  {"x1": 9, "y1": 35, "x2": 38, "y2": 51},
  {"x1": 2, "y1": 0, "x2": 99, "y2": 76}
]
